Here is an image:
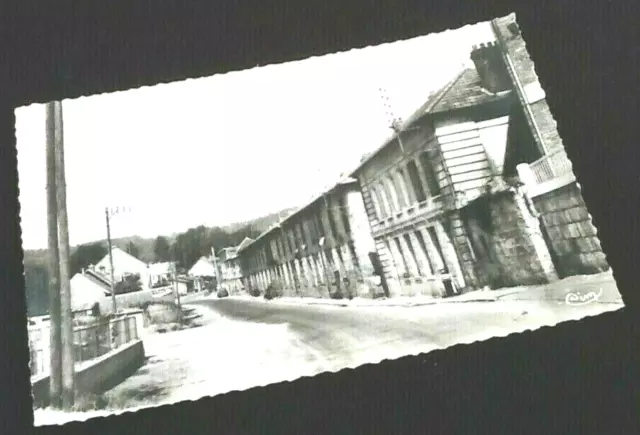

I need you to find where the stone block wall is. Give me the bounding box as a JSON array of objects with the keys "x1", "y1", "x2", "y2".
[
  {"x1": 532, "y1": 182, "x2": 609, "y2": 277},
  {"x1": 492, "y1": 14, "x2": 564, "y2": 154},
  {"x1": 488, "y1": 192, "x2": 550, "y2": 286},
  {"x1": 463, "y1": 191, "x2": 551, "y2": 289},
  {"x1": 446, "y1": 211, "x2": 481, "y2": 290}
]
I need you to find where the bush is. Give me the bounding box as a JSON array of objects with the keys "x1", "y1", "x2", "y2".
[
  {"x1": 249, "y1": 288, "x2": 261, "y2": 297},
  {"x1": 217, "y1": 289, "x2": 229, "y2": 298},
  {"x1": 329, "y1": 291, "x2": 344, "y2": 300},
  {"x1": 144, "y1": 301, "x2": 182, "y2": 324},
  {"x1": 72, "y1": 393, "x2": 109, "y2": 412}
]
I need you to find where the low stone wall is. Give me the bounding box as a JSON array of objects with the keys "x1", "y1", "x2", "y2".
[
  {"x1": 31, "y1": 339, "x2": 145, "y2": 408},
  {"x1": 532, "y1": 182, "x2": 609, "y2": 277}
]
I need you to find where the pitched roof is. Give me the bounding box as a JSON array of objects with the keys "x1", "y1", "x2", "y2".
[
  {"x1": 83, "y1": 267, "x2": 113, "y2": 289},
  {"x1": 96, "y1": 246, "x2": 147, "y2": 269},
  {"x1": 70, "y1": 274, "x2": 111, "y2": 311},
  {"x1": 346, "y1": 69, "x2": 464, "y2": 176},
  {"x1": 430, "y1": 68, "x2": 511, "y2": 114},
  {"x1": 237, "y1": 176, "x2": 359, "y2": 254},
  {"x1": 148, "y1": 261, "x2": 174, "y2": 275},
  {"x1": 236, "y1": 237, "x2": 254, "y2": 252},
  {"x1": 188, "y1": 257, "x2": 218, "y2": 277},
  {"x1": 349, "y1": 67, "x2": 512, "y2": 177}
]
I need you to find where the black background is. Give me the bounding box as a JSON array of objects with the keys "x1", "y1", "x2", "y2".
[{"x1": 1, "y1": 0, "x2": 639, "y2": 433}]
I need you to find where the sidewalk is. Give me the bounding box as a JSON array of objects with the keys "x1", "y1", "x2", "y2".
[{"x1": 223, "y1": 271, "x2": 622, "y2": 308}]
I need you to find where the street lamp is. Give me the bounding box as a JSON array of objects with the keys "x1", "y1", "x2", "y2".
[{"x1": 104, "y1": 206, "x2": 131, "y2": 314}]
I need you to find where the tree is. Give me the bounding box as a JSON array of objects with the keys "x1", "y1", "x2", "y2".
[
  {"x1": 115, "y1": 273, "x2": 142, "y2": 294},
  {"x1": 70, "y1": 242, "x2": 108, "y2": 276},
  {"x1": 125, "y1": 241, "x2": 140, "y2": 259},
  {"x1": 153, "y1": 236, "x2": 171, "y2": 262}
]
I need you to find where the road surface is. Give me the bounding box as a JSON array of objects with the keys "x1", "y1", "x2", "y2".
[{"x1": 107, "y1": 294, "x2": 618, "y2": 407}]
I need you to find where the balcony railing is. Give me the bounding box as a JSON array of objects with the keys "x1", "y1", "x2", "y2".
[
  {"x1": 373, "y1": 196, "x2": 444, "y2": 233},
  {"x1": 529, "y1": 148, "x2": 573, "y2": 184}
]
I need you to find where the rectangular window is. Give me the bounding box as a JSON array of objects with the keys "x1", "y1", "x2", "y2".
[
  {"x1": 372, "y1": 187, "x2": 386, "y2": 218},
  {"x1": 419, "y1": 151, "x2": 441, "y2": 196},
  {"x1": 392, "y1": 173, "x2": 407, "y2": 209},
  {"x1": 338, "y1": 196, "x2": 352, "y2": 235},
  {"x1": 400, "y1": 167, "x2": 416, "y2": 203},
  {"x1": 327, "y1": 197, "x2": 341, "y2": 237},
  {"x1": 406, "y1": 160, "x2": 427, "y2": 202},
  {"x1": 379, "y1": 183, "x2": 393, "y2": 216}
]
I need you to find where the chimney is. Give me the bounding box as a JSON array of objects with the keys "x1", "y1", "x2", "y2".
[{"x1": 470, "y1": 41, "x2": 512, "y2": 94}]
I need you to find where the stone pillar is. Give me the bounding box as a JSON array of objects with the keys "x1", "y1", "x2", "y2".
[
  {"x1": 313, "y1": 254, "x2": 325, "y2": 285},
  {"x1": 388, "y1": 237, "x2": 408, "y2": 277},
  {"x1": 419, "y1": 227, "x2": 446, "y2": 272},
  {"x1": 331, "y1": 247, "x2": 344, "y2": 275},
  {"x1": 513, "y1": 188, "x2": 559, "y2": 282},
  {"x1": 398, "y1": 235, "x2": 420, "y2": 277},
  {"x1": 417, "y1": 226, "x2": 447, "y2": 297},
  {"x1": 285, "y1": 263, "x2": 295, "y2": 293},
  {"x1": 306, "y1": 256, "x2": 318, "y2": 287},
  {"x1": 293, "y1": 259, "x2": 303, "y2": 288},
  {"x1": 378, "y1": 239, "x2": 401, "y2": 297},
  {"x1": 299, "y1": 257, "x2": 310, "y2": 289},
  {"x1": 434, "y1": 221, "x2": 466, "y2": 290},
  {"x1": 408, "y1": 231, "x2": 432, "y2": 278}
]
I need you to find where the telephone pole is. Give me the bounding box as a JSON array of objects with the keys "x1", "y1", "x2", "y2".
[
  {"x1": 105, "y1": 208, "x2": 118, "y2": 313},
  {"x1": 52, "y1": 101, "x2": 75, "y2": 408},
  {"x1": 210, "y1": 246, "x2": 220, "y2": 290},
  {"x1": 104, "y1": 206, "x2": 131, "y2": 313},
  {"x1": 45, "y1": 102, "x2": 62, "y2": 408}
]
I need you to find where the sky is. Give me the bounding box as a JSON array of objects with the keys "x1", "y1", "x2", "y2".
[{"x1": 16, "y1": 20, "x2": 495, "y2": 250}]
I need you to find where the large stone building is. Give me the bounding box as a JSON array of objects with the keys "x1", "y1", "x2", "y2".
[
  {"x1": 349, "y1": 14, "x2": 609, "y2": 298},
  {"x1": 492, "y1": 13, "x2": 609, "y2": 278},
  {"x1": 237, "y1": 178, "x2": 381, "y2": 299}
]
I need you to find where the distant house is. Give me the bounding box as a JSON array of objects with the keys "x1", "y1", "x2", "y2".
[
  {"x1": 175, "y1": 276, "x2": 194, "y2": 296},
  {"x1": 188, "y1": 256, "x2": 219, "y2": 292},
  {"x1": 94, "y1": 246, "x2": 150, "y2": 290},
  {"x1": 70, "y1": 272, "x2": 111, "y2": 312},
  {"x1": 219, "y1": 242, "x2": 251, "y2": 294},
  {"x1": 147, "y1": 261, "x2": 175, "y2": 288},
  {"x1": 188, "y1": 256, "x2": 218, "y2": 278}
]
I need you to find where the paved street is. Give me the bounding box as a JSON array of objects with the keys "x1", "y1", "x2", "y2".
[
  {"x1": 33, "y1": 275, "x2": 622, "y2": 426},
  {"x1": 93, "y1": 276, "x2": 620, "y2": 412}
]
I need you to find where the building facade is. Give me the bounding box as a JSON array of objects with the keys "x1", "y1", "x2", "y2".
[
  {"x1": 351, "y1": 28, "x2": 569, "y2": 297},
  {"x1": 349, "y1": 14, "x2": 609, "y2": 298},
  {"x1": 491, "y1": 13, "x2": 610, "y2": 278},
  {"x1": 237, "y1": 178, "x2": 381, "y2": 299},
  {"x1": 218, "y1": 246, "x2": 244, "y2": 294}
]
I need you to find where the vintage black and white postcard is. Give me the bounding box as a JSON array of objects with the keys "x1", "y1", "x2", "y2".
[{"x1": 16, "y1": 13, "x2": 623, "y2": 426}]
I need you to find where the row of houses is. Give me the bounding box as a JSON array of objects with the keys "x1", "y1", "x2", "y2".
[
  {"x1": 231, "y1": 14, "x2": 610, "y2": 300},
  {"x1": 68, "y1": 247, "x2": 221, "y2": 313}
]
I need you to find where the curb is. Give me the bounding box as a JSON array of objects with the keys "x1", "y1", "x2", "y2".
[{"x1": 223, "y1": 295, "x2": 501, "y2": 309}]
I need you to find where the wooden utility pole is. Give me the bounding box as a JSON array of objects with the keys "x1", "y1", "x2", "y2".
[
  {"x1": 53, "y1": 101, "x2": 75, "y2": 408},
  {"x1": 210, "y1": 246, "x2": 220, "y2": 290},
  {"x1": 105, "y1": 208, "x2": 118, "y2": 314},
  {"x1": 45, "y1": 102, "x2": 62, "y2": 408},
  {"x1": 174, "y1": 263, "x2": 182, "y2": 310}
]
